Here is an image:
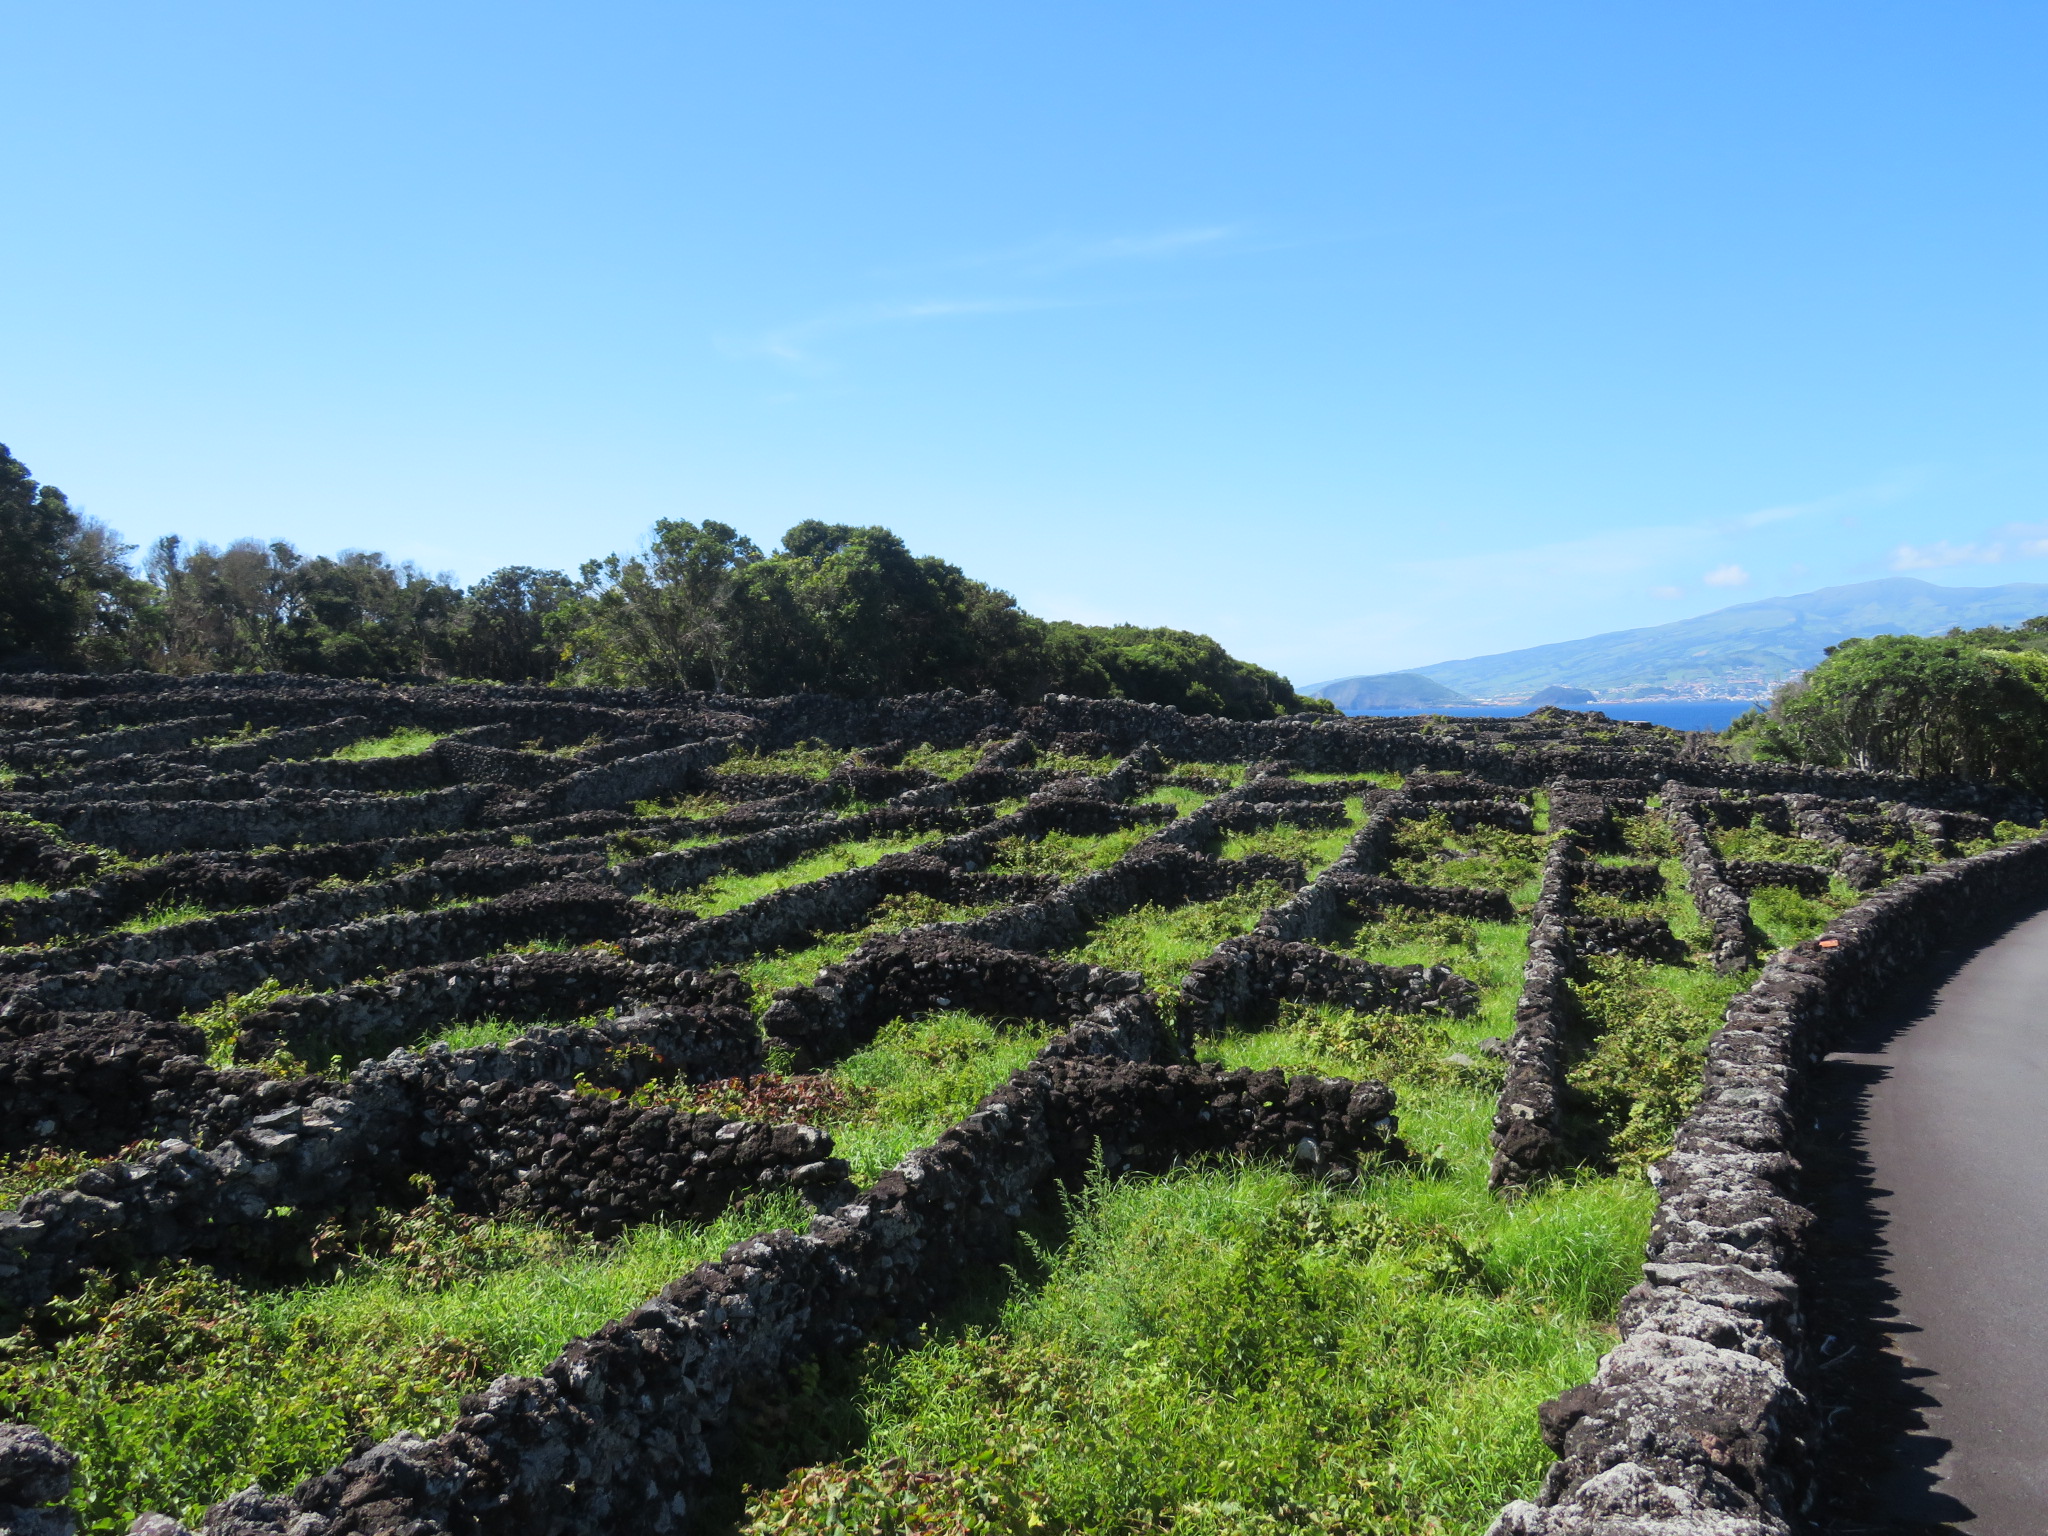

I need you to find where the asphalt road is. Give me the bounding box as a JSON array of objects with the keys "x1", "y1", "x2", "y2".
[{"x1": 1834, "y1": 901, "x2": 2048, "y2": 1531}]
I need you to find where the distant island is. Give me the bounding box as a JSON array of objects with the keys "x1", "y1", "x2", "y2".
[
  {"x1": 1306, "y1": 672, "x2": 1473, "y2": 710},
  {"x1": 1311, "y1": 577, "x2": 2048, "y2": 708}
]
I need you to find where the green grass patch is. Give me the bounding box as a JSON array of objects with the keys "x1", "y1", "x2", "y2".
[
  {"x1": 716, "y1": 743, "x2": 848, "y2": 782},
  {"x1": 1219, "y1": 798, "x2": 1363, "y2": 874},
  {"x1": 646, "y1": 831, "x2": 942, "y2": 918},
  {"x1": 1748, "y1": 881, "x2": 1859, "y2": 949},
  {"x1": 1711, "y1": 822, "x2": 1840, "y2": 865},
  {"x1": 750, "y1": 1155, "x2": 1646, "y2": 1534},
  {"x1": 629, "y1": 792, "x2": 735, "y2": 820},
  {"x1": 825, "y1": 1013, "x2": 1049, "y2": 1181},
  {"x1": 1388, "y1": 814, "x2": 1545, "y2": 907},
  {"x1": 112, "y1": 901, "x2": 223, "y2": 936},
  {"x1": 2, "y1": 1193, "x2": 807, "y2": 1533},
  {"x1": 1062, "y1": 881, "x2": 1295, "y2": 999},
  {"x1": 987, "y1": 827, "x2": 1150, "y2": 880},
  {"x1": 330, "y1": 728, "x2": 441, "y2": 761},
  {"x1": 1, "y1": 880, "x2": 50, "y2": 902},
  {"x1": 1960, "y1": 820, "x2": 2048, "y2": 857},
  {"x1": 898, "y1": 744, "x2": 982, "y2": 779},
  {"x1": 180, "y1": 979, "x2": 302, "y2": 1068},
  {"x1": 1563, "y1": 956, "x2": 1750, "y2": 1173}
]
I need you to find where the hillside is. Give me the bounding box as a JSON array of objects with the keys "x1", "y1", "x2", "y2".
[
  {"x1": 1303, "y1": 671, "x2": 1473, "y2": 710},
  {"x1": 1395, "y1": 578, "x2": 2048, "y2": 701}
]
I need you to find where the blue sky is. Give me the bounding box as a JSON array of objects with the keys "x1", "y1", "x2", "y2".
[{"x1": 3, "y1": 2, "x2": 2043, "y2": 684}]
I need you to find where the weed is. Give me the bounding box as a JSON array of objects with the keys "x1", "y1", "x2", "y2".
[
  {"x1": 1, "y1": 881, "x2": 50, "y2": 902},
  {"x1": 823, "y1": 1013, "x2": 1051, "y2": 1182},
  {"x1": 1388, "y1": 814, "x2": 1544, "y2": 904},
  {"x1": 768, "y1": 1161, "x2": 1649, "y2": 1534},
  {"x1": 1062, "y1": 881, "x2": 1295, "y2": 999},
  {"x1": 1748, "y1": 882, "x2": 1856, "y2": 949},
  {"x1": 112, "y1": 901, "x2": 222, "y2": 935},
  {"x1": 1564, "y1": 956, "x2": 1746, "y2": 1172},
  {"x1": 0, "y1": 1147, "x2": 115, "y2": 1209},
  {"x1": 676, "y1": 832, "x2": 944, "y2": 917},
  {"x1": 987, "y1": 829, "x2": 1145, "y2": 880},
  {"x1": 331, "y1": 728, "x2": 442, "y2": 760},
  {"x1": 180, "y1": 979, "x2": 299, "y2": 1067},
  {"x1": 1, "y1": 1195, "x2": 808, "y2": 1532}
]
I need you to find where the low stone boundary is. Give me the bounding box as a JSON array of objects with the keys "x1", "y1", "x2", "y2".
[
  {"x1": 166, "y1": 1019, "x2": 1397, "y2": 1535},
  {"x1": 0, "y1": 1001, "x2": 766, "y2": 1319},
  {"x1": 1665, "y1": 786, "x2": 1755, "y2": 974},
  {"x1": 231, "y1": 952, "x2": 751, "y2": 1067},
  {"x1": 1490, "y1": 827, "x2": 1580, "y2": 1190},
  {"x1": 1489, "y1": 832, "x2": 2048, "y2": 1536},
  {"x1": 1178, "y1": 933, "x2": 1479, "y2": 1035},
  {"x1": 759, "y1": 931, "x2": 1139, "y2": 1066},
  {"x1": 0, "y1": 884, "x2": 681, "y2": 1023}
]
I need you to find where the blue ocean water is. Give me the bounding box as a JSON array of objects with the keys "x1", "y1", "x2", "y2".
[{"x1": 1340, "y1": 699, "x2": 1759, "y2": 732}]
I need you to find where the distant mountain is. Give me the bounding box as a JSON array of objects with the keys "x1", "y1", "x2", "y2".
[
  {"x1": 1400, "y1": 578, "x2": 2048, "y2": 702},
  {"x1": 1525, "y1": 684, "x2": 1597, "y2": 706},
  {"x1": 1305, "y1": 672, "x2": 1475, "y2": 709}
]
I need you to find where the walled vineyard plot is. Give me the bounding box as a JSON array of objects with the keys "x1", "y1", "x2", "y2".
[{"x1": 0, "y1": 678, "x2": 2038, "y2": 1535}]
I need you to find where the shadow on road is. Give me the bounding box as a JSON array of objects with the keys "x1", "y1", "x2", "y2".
[{"x1": 1797, "y1": 900, "x2": 2048, "y2": 1533}]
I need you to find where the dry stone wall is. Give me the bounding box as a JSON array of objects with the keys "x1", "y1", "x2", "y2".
[{"x1": 0, "y1": 675, "x2": 2032, "y2": 1535}]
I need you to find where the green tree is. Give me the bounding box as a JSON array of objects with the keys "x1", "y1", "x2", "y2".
[
  {"x1": 0, "y1": 445, "x2": 153, "y2": 670},
  {"x1": 446, "y1": 567, "x2": 577, "y2": 681},
  {"x1": 146, "y1": 537, "x2": 462, "y2": 677},
  {"x1": 1044, "y1": 621, "x2": 1321, "y2": 719},
  {"x1": 1728, "y1": 632, "x2": 2048, "y2": 787},
  {"x1": 552, "y1": 519, "x2": 765, "y2": 689}
]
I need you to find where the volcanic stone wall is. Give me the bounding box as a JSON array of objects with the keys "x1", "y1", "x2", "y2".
[
  {"x1": 0, "y1": 675, "x2": 2034, "y2": 1535},
  {"x1": 1491, "y1": 831, "x2": 2048, "y2": 1536}
]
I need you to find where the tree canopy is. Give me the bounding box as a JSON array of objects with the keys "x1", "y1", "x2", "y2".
[
  {"x1": 0, "y1": 447, "x2": 1327, "y2": 718},
  {"x1": 1727, "y1": 630, "x2": 2048, "y2": 788}
]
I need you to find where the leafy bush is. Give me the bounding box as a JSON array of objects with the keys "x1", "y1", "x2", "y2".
[
  {"x1": 1565, "y1": 957, "x2": 1736, "y2": 1171},
  {"x1": 1728, "y1": 633, "x2": 2048, "y2": 788}
]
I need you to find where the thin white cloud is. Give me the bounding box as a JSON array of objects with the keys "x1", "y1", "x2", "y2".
[
  {"x1": 889, "y1": 225, "x2": 1244, "y2": 281},
  {"x1": 1703, "y1": 564, "x2": 1750, "y2": 588},
  {"x1": 1650, "y1": 585, "x2": 1684, "y2": 599},
  {"x1": 1891, "y1": 540, "x2": 2004, "y2": 570},
  {"x1": 725, "y1": 296, "x2": 1078, "y2": 374},
  {"x1": 733, "y1": 224, "x2": 1254, "y2": 373},
  {"x1": 1732, "y1": 479, "x2": 1914, "y2": 530}
]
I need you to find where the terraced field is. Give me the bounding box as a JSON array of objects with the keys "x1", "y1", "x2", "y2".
[{"x1": 0, "y1": 677, "x2": 2038, "y2": 1535}]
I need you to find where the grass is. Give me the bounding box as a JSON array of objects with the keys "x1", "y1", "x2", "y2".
[
  {"x1": 1711, "y1": 822, "x2": 1842, "y2": 865},
  {"x1": 112, "y1": 901, "x2": 223, "y2": 935},
  {"x1": 743, "y1": 1064, "x2": 1649, "y2": 1536},
  {"x1": 1218, "y1": 798, "x2": 1365, "y2": 874},
  {"x1": 180, "y1": 979, "x2": 304, "y2": 1068},
  {"x1": 1, "y1": 880, "x2": 50, "y2": 902},
  {"x1": 1562, "y1": 956, "x2": 1749, "y2": 1172},
  {"x1": 0, "y1": 1193, "x2": 808, "y2": 1533},
  {"x1": 1061, "y1": 880, "x2": 1297, "y2": 999},
  {"x1": 823, "y1": 1013, "x2": 1053, "y2": 1182},
  {"x1": 1388, "y1": 814, "x2": 1545, "y2": 908},
  {"x1": 716, "y1": 743, "x2": 849, "y2": 782},
  {"x1": 330, "y1": 728, "x2": 441, "y2": 761},
  {"x1": 643, "y1": 831, "x2": 944, "y2": 918},
  {"x1": 639, "y1": 1012, "x2": 1053, "y2": 1185},
  {"x1": 630, "y1": 791, "x2": 733, "y2": 820},
  {"x1": 429, "y1": 1016, "x2": 548, "y2": 1051},
  {"x1": 987, "y1": 827, "x2": 1152, "y2": 879},
  {"x1": 1, "y1": 1146, "x2": 115, "y2": 1209},
  {"x1": 1748, "y1": 881, "x2": 1859, "y2": 949}
]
